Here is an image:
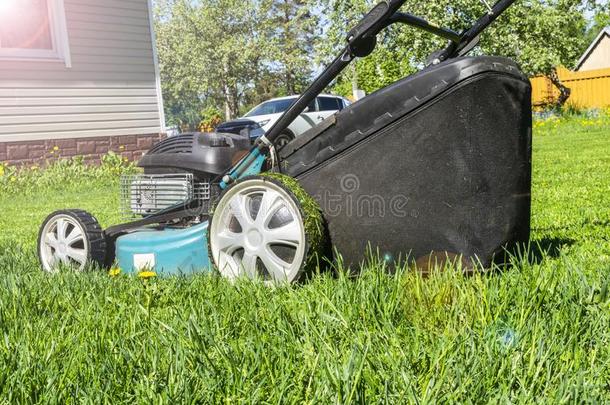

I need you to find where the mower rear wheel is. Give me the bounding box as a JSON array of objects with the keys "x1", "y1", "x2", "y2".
[
  {"x1": 37, "y1": 210, "x2": 107, "y2": 273},
  {"x1": 208, "y1": 174, "x2": 325, "y2": 283}
]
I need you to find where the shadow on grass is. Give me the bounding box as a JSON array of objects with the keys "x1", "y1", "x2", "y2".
[{"x1": 528, "y1": 237, "x2": 576, "y2": 263}]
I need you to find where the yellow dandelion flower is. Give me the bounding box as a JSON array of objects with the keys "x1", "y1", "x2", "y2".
[
  {"x1": 138, "y1": 270, "x2": 156, "y2": 279},
  {"x1": 53, "y1": 146, "x2": 59, "y2": 151},
  {"x1": 108, "y1": 267, "x2": 122, "y2": 277},
  {"x1": 119, "y1": 145, "x2": 125, "y2": 150},
  {"x1": 0, "y1": 166, "x2": 4, "y2": 177},
  {"x1": 10, "y1": 176, "x2": 16, "y2": 182},
  {"x1": 50, "y1": 151, "x2": 55, "y2": 155}
]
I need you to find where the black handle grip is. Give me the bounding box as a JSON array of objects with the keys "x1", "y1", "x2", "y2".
[
  {"x1": 346, "y1": 2, "x2": 389, "y2": 42},
  {"x1": 345, "y1": 0, "x2": 407, "y2": 47}
]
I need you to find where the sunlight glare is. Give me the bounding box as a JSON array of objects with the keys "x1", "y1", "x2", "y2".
[{"x1": 0, "y1": 0, "x2": 17, "y2": 14}]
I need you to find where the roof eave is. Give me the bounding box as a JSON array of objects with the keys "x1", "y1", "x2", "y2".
[{"x1": 576, "y1": 27, "x2": 610, "y2": 70}]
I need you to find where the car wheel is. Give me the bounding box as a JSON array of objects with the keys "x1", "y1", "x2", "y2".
[{"x1": 274, "y1": 132, "x2": 294, "y2": 151}]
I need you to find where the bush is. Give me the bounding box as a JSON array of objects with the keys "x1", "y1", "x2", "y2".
[
  {"x1": 533, "y1": 105, "x2": 610, "y2": 135},
  {"x1": 561, "y1": 102, "x2": 586, "y2": 117},
  {"x1": 199, "y1": 106, "x2": 224, "y2": 132},
  {"x1": 0, "y1": 153, "x2": 138, "y2": 197}
]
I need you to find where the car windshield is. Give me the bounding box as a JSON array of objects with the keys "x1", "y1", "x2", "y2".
[{"x1": 245, "y1": 98, "x2": 297, "y2": 117}]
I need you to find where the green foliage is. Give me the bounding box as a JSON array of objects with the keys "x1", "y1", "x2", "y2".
[
  {"x1": 157, "y1": 0, "x2": 597, "y2": 112},
  {"x1": 333, "y1": 46, "x2": 416, "y2": 97},
  {"x1": 268, "y1": 0, "x2": 319, "y2": 95},
  {"x1": 559, "y1": 102, "x2": 588, "y2": 117},
  {"x1": 0, "y1": 115, "x2": 609, "y2": 402},
  {"x1": 198, "y1": 106, "x2": 224, "y2": 132},
  {"x1": 314, "y1": 0, "x2": 591, "y2": 98},
  {"x1": 163, "y1": 91, "x2": 207, "y2": 132},
  {"x1": 479, "y1": 0, "x2": 589, "y2": 76},
  {"x1": 155, "y1": 0, "x2": 318, "y2": 123},
  {"x1": 583, "y1": 2, "x2": 610, "y2": 46},
  {"x1": 155, "y1": 0, "x2": 270, "y2": 122}
]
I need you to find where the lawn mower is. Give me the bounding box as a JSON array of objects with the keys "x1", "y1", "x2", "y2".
[{"x1": 37, "y1": 0, "x2": 531, "y2": 282}]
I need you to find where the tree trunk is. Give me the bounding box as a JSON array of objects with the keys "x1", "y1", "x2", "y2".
[
  {"x1": 230, "y1": 86, "x2": 240, "y2": 118},
  {"x1": 223, "y1": 85, "x2": 240, "y2": 121},
  {"x1": 221, "y1": 61, "x2": 239, "y2": 121},
  {"x1": 286, "y1": 69, "x2": 294, "y2": 95},
  {"x1": 223, "y1": 96, "x2": 232, "y2": 122},
  {"x1": 548, "y1": 68, "x2": 571, "y2": 107}
]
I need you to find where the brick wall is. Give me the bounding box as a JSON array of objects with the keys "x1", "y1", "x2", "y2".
[{"x1": 0, "y1": 134, "x2": 166, "y2": 166}]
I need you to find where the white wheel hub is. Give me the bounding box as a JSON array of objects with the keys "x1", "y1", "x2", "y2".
[
  {"x1": 210, "y1": 178, "x2": 306, "y2": 283},
  {"x1": 39, "y1": 214, "x2": 89, "y2": 272}
]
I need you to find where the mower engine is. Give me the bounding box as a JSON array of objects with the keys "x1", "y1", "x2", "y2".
[
  {"x1": 120, "y1": 173, "x2": 211, "y2": 220},
  {"x1": 121, "y1": 132, "x2": 251, "y2": 222}
]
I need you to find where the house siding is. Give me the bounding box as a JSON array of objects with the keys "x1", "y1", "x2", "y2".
[
  {"x1": 0, "y1": 0, "x2": 162, "y2": 149},
  {"x1": 578, "y1": 34, "x2": 610, "y2": 72}
]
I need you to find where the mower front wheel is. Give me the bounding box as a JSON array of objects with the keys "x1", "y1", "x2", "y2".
[
  {"x1": 37, "y1": 210, "x2": 107, "y2": 273},
  {"x1": 208, "y1": 174, "x2": 326, "y2": 284}
]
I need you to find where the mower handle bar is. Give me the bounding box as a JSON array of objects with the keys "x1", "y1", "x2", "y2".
[
  {"x1": 441, "y1": 0, "x2": 517, "y2": 60},
  {"x1": 224, "y1": 0, "x2": 516, "y2": 184},
  {"x1": 383, "y1": 12, "x2": 461, "y2": 43}
]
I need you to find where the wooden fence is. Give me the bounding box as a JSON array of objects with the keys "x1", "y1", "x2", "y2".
[{"x1": 530, "y1": 66, "x2": 610, "y2": 108}]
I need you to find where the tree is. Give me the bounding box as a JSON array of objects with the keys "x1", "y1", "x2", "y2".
[
  {"x1": 478, "y1": 0, "x2": 590, "y2": 106},
  {"x1": 155, "y1": 0, "x2": 321, "y2": 126},
  {"x1": 583, "y1": 2, "x2": 610, "y2": 47},
  {"x1": 269, "y1": 0, "x2": 319, "y2": 95},
  {"x1": 155, "y1": 0, "x2": 273, "y2": 122}
]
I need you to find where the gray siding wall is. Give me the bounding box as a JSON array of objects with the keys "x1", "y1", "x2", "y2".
[{"x1": 0, "y1": 0, "x2": 162, "y2": 143}]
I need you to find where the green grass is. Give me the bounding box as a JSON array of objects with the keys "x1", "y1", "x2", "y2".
[{"x1": 0, "y1": 116, "x2": 609, "y2": 403}]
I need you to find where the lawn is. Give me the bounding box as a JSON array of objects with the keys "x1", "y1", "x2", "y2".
[{"x1": 0, "y1": 115, "x2": 609, "y2": 403}]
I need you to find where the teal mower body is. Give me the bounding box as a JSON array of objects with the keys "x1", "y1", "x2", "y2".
[{"x1": 115, "y1": 222, "x2": 210, "y2": 275}]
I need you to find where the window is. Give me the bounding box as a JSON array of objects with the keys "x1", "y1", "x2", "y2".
[
  {"x1": 0, "y1": 0, "x2": 71, "y2": 66},
  {"x1": 245, "y1": 97, "x2": 319, "y2": 117},
  {"x1": 318, "y1": 96, "x2": 343, "y2": 111},
  {"x1": 246, "y1": 98, "x2": 298, "y2": 117},
  {"x1": 306, "y1": 98, "x2": 317, "y2": 113}
]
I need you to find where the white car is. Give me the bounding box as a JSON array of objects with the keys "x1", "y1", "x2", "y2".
[{"x1": 216, "y1": 94, "x2": 351, "y2": 148}]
